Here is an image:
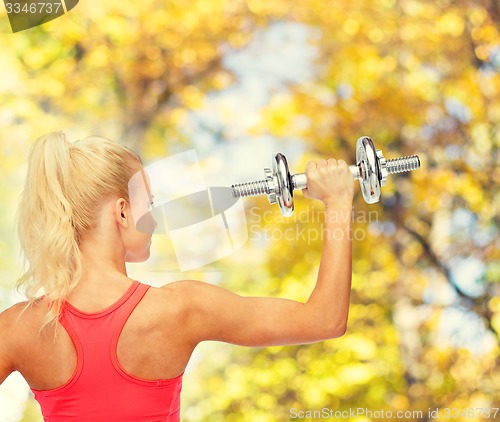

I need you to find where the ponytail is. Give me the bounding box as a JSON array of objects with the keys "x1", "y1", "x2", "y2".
[{"x1": 16, "y1": 131, "x2": 141, "y2": 333}]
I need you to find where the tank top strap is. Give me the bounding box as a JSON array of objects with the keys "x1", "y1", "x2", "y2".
[
  {"x1": 60, "y1": 280, "x2": 150, "y2": 320},
  {"x1": 109, "y1": 281, "x2": 151, "y2": 331}
]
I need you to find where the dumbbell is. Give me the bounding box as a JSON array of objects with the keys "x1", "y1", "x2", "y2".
[{"x1": 231, "y1": 136, "x2": 420, "y2": 216}]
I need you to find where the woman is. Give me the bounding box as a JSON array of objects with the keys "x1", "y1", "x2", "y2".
[{"x1": 0, "y1": 131, "x2": 353, "y2": 421}]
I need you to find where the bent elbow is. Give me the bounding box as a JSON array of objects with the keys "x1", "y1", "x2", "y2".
[
  {"x1": 332, "y1": 323, "x2": 347, "y2": 338},
  {"x1": 324, "y1": 320, "x2": 347, "y2": 340},
  {"x1": 305, "y1": 304, "x2": 349, "y2": 342}
]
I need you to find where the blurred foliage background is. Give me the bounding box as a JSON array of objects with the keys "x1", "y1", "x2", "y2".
[{"x1": 0, "y1": 0, "x2": 499, "y2": 421}]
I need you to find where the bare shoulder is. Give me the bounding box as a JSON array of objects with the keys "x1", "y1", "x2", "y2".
[
  {"x1": 156, "y1": 280, "x2": 201, "y2": 306},
  {"x1": 158, "y1": 280, "x2": 218, "y2": 304},
  {"x1": 0, "y1": 300, "x2": 44, "y2": 338},
  {"x1": 0, "y1": 301, "x2": 30, "y2": 327},
  {"x1": 0, "y1": 301, "x2": 32, "y2": 359},
  {"x1": 0, "y1": 304, "x2": 21, "y2": 382},
  {"x1": 159, "y1": 279, "x2": 206, "y2": 294},
  {"x1": 155, "y1": 280, "x2": 216, "y2": 314},
  {"x1": 134, "y1": 280, "x2": 202, "y2": 320}
]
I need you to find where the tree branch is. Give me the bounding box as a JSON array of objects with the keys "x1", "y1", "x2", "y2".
[{"x1": 402, "y1": 223, "x2": 500, "y2": 345}]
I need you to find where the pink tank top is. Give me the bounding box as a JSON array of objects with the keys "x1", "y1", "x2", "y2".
[{"x1": 31, "y1": 280, "x2": 183, "y2": 422}]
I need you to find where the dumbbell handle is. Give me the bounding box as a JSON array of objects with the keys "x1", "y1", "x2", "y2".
[
  {"x1": 291, "y1": 155, "x2": 420, "y2": 190},
  {"x1": 289, "y1": 166, "x2": 359, "y2": 191}
]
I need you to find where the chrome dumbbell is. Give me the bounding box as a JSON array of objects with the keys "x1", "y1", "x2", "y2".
[{"x1": 231, "y1": 136, "x2": 421, "y2": 216}]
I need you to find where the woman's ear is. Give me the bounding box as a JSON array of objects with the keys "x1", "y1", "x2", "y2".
[{"x1": 115, "y1": 198, "x2": 129, "y2": 228}]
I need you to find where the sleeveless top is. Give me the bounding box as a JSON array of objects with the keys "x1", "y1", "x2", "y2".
[{"x1": 31, "y1": 280, "x2": 183, "y2": 422}]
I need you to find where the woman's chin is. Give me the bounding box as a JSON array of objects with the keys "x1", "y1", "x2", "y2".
[{"x1": 125, "y1": 249, "x2": 151, "y2": 263}]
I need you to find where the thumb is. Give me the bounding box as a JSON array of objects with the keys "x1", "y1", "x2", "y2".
[{"x1": 302, "y1": 188, "x2": 311, "y2": 199}]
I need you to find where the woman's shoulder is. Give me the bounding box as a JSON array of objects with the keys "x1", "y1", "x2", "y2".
[
  {"x1": 155, "y1": 280, "x2": 211, "y2": 306},
  {"x1": 141, "y1": 281, "x2": 193, "y2": 311},
  {"x1": 0, "y1": 301, "x2": 40, "y2": 356},
  {"x1": 157, "y1": 279, "x2": 211, "y2": 294},
  {"x1": 0, "y1": 299, "x2": 47, "y2": 332},
  {"x1": 141, "y1": 280, "x2": 206, "y2": 318},
  {"x1": 1, "y1": 300, "x2": 34, "y2": 322}
]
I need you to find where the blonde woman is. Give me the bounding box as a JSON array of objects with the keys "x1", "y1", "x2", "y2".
[{"x1": 0, "y1": 131, "x2": 353, "y2": 421}]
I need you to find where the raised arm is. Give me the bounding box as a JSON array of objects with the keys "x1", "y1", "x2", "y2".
[{"x1": 175, "y1": 158, "x2": 354, "y2": 347}]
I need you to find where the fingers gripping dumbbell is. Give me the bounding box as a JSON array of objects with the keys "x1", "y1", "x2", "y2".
[{"x1": 231, "y1": 136, "x2": 421, "y2": 217}]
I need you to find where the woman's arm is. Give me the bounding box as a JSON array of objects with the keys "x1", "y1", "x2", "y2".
[{"x1": 174, "y1": 158, "x2": 354, "y2": 347}]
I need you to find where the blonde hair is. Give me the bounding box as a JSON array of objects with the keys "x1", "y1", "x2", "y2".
[{"x1": 16, "y1": 131, "x2": 142, "y2": 332}]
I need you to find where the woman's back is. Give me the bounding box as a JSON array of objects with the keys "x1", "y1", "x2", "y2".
[{"x1": 2, "y1": 277, "x2": 191, "y2": 421}]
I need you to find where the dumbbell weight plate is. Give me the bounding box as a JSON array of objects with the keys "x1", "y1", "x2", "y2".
[
  {"x1": 273, "y1": 153, "x2": 295, "y2": 217},
  {"x1": 356, "y1": 137, "x2": 382, "y2": 204}
]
